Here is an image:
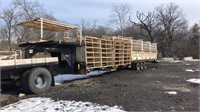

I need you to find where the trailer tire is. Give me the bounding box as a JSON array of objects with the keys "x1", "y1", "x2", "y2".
[
  {"x1": 132, "y1": 62, "x2": 140, "y2": 70},
  {"x1": 144, "y1": 62, "x2": 147, "y2": 69},
  {"x1": 20, "y1": 67, "x2": 52, "y2": 94},
  {"x1": 140, "y1": 62, "x2": 146, "y2": 70}
]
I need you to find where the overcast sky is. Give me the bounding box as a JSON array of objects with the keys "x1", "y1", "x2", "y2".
[{"x1": 0, "y1": 0, "x2": 199, "y2": 27}]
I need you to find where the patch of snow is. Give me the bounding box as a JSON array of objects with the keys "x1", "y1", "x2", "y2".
[
  {"x1": 54, "y1": 74, "x2": 88, "y2": 84},
  {"x1": 54, "y1": 83, "x2": 62, "y2": 85},
  {"x1": 162, "y1": 58, "x2": 174, "y2": 62},
  {"x1": 164, "y1": 91, "x2": 177, "y2": 95},
  {"x1": 185, "y1": 63, "x2": 191, "y2": 65},
  {"x1": 183, "y1": 57, "x2": 193, "y2": 61},
  {"x1": 187, "y1": 78, "x2": 200, "y2": 84},
  {"x1": 185, "y1": 69, "x2": 195, "y2": 72},
  {"x1": 173, "y1": 60, "x2": 182, "y2": 63},
  {"x1": 0, "y1": 97, "x2": 125, "y2": 112},
  {"x1": 189, "y1": 59, "x2": 200, "y2": 61},
  {"x1": 87, "y1": 70, "x2": 109, "y2": 76},
  {"x1": 0, "y1": 55, "x2": 8, "y2": 60},
  {"x1": 195, "y1": 69, "x2": 200, "y2": 71},
  {"x1": 54, "y1": 70, "x2": 109, "y2": 84}
]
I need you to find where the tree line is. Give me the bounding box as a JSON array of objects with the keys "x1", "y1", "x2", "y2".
[{"x1": 0, "y1": 0, "x2": 199, "y2": 59}]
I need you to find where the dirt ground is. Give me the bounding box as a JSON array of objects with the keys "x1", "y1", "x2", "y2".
[{"x1": 0, "y1": 61, "x2": 199, "y2": 111}]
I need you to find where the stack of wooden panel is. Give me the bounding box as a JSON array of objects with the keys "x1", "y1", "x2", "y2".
[
  {"x1": 113, "y1": 37, "x2": 124, "y2": 66},
  {"x1": 150, "y1": 43, "x2": 157, "y2": 59},
  {"x1": 123, "y1": 38, "x2": 132, "y2": 65},
  {"x1": 101, "y1": 38, "x2": 113, "y2": 67},
  {"x1": 76, "y1": 35, "x2": 157, "y2": 72},
  {"x1": 132, "y1": 39, "x2": 143, "y2": 51},
  {"x1": 84, "y1": 36, "x2": 102, "y2": 69},
  {"x1": 143, "y1": 41, "x2": 151, "y2": 52},
  {"x1": 142, "y1": 41, "x2": 151, "y2": 60},
  {"x1": 150, "y1": 43, "x2": 157, "y2": 52}
]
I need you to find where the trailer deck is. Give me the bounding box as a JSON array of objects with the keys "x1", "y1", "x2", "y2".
[{"x1": 0, "y1": 57, "x2": 58, "y2": 70}]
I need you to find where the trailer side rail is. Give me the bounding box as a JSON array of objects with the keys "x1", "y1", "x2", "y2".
[{"x1": 0, "y1": 57, "x2": 58, "y2": 68}]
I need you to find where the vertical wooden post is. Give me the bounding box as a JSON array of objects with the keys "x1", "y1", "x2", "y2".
[
  {"x1": 40, "y1": 18, "x2": 43, "y2": 40},
  {"x1": 79, "y1": 27, "x2": 82, "y2": 45}
]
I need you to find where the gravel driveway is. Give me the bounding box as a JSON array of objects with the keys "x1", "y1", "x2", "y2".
[{"x1": 0, "y1": 61, "x2": 199, "y2": 111}]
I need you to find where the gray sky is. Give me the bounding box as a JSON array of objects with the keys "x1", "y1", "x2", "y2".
[{"x1": 0, "y1": 0, "x2": 199, "y2": 27}]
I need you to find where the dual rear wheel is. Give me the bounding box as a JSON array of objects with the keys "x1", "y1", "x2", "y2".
[{"x1": 132, "y1": 62, "x2": 147, "y2": 71}]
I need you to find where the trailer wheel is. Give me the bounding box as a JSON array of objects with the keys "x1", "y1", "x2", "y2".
[
  {"x1": 20, "y1": 67, "x2": 52, "y2": 94},
  {"x1": 136, "y1": 63, "x2": 140, "y2": 70},
  {"x1": 143, "y1": 62, "x2": 147, "y2": 69},
  {"x1": 140, "y1": 62, "x2": 144, "y2": 70},
  {"x1": 132, "y1": 62, "x2": 140, "y2": 70}
]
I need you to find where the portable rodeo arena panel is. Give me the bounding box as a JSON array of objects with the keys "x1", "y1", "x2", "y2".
[
  {"x1": 113, "y1": 37, "x2": 125, "y2": 66},
  {"x1": 142, "y1": 41, "x2": 151, "y2": 60},
  {"x1": 76, "y1": 36, "x2": 157, "y2": 72},
  {"x1": 76, "y1": 36, "x2": 134, "y2": 71},
  {"x1": 149, "y1": 43, "x2": 157, "y2": 59},
  {"x1": 123, "y1": 38, "x2": 132, "y2": 65},
  {"x1": 132, "y1": 39, "x2": 143, "y2": 61},
  {"x1": 84, "y1": 36, "x2": 102, "y2": 69},
  {"x1": 131, "y1": 40, "x2": 157, "y2": 61},
  {"x1": 101, "y1": 38, "x2": 113, "y2": 67}
]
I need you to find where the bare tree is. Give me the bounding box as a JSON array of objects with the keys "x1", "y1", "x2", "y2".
[
  {"x1": 129, "y1": 11, "x2": 158, "y2": 42},
  {"x1": 92, "y1": 26, "x2": 111, "y2": 37},
  {"x1": 0, "y1": 3, "x2": 20, "y2": 50},
  {"x1": 13, "y1": 0, "x2": 56, "y2": 43},
  {"x1": 13, "y1": 0, "x2": 44, "y2": 42},
  {"x1": 189, "y1": 23, "x2": 200, "y2": 58},
  {"x1": 80, "y1": 19, "x2": 112, "y2": 37},
  {"x1": 155, "y1": 2, "x2": 188, "y2": 57},
  {"x1": 0, "y1": 0, "x2": 56, "y2": 50},
  {"x1": 13, "y1": 0, "x2": 44, "y2": 20},
  {"x1": 109, "y1": 3, "x2": 131, "y2": 36},
  {"x1": 80, "y1": 19, "x2": 97, "y2": 36}
]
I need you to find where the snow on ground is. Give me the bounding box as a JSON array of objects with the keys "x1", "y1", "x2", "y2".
[
  {"x1": 185, "y1": 69, "x2": 195, "y2": 72},
  {"x1": 184, "y1": 68, "x2": 200, "y2": 72},
  {"x1": 187, "y1": 78, "x2": 200, "y2": 84},
  {"x1": 0, "y1": 55, "x2": 8, "y2": 60},
  {"x1": 54, "y1": 70, "x2": 110, "y2": 85},
  {"x1": 173, "y1": 60, "x2": 182, "y2": 63},
  {"x1": 188, "y1": 59, "x2": 200, "y2": 61},
  {"x1": 195, "y1": 69, "x2": 200, "y2": 71},
  {"x1": 0, "y1": 97, "x2": 125, "y2": 112},
  {"x1": 164, "y1": 91, "x2": 177, "y2": 95},
  {"x1": 54, "y1": 75, "x2": 88, "y2": 85}
]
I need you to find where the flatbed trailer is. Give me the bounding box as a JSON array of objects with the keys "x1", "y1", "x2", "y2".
[{"x1": 0, "y1": 18, "x2": 157, "y2": 94}]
